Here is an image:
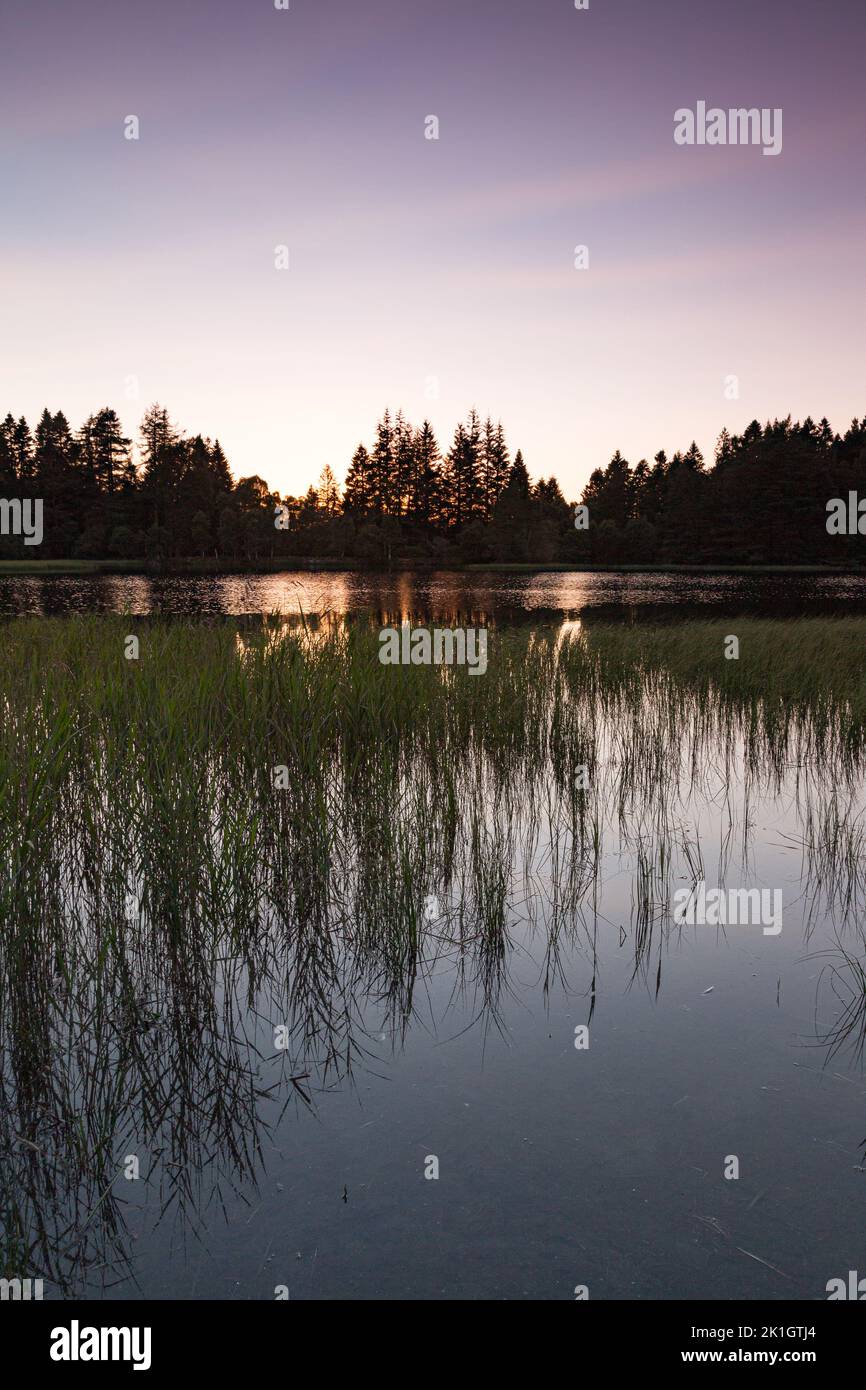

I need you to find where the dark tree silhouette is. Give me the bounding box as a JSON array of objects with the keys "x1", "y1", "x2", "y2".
[{"x1": 1, "y1": 402, "x2": 865, "y2": 568}]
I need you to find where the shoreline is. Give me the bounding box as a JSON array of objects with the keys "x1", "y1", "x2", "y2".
[{"x1": 0, "y1": 558, "x2": 863, "y2": 578}]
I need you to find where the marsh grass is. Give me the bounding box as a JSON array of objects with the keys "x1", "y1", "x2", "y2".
[{"x1": 2, "y1": 613, "x2": 866, "y2": 1290}]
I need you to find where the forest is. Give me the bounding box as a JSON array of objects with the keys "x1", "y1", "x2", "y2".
[{"x1": 2, "y1": 402, "x2": 866, "y2": 566}]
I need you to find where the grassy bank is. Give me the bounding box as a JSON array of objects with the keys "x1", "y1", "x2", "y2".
[
  {"x1": 0, "y1": 556, "x2": 355, "y2": 574},
  {"x1": 0, "y1": 557, "x2": 862, "y2": 576}
]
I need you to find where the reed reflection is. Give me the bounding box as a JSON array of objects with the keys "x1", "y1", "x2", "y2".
[{"x1": 2, "y1": 614, "x2": 866, "y2": 1294}]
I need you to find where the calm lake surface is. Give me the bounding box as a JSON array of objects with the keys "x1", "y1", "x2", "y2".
[
  {"x1": 4, "y1": 567, "x2": 866, "y2": 619},
  {"x1": 4, "y1": 572, "x2": 866, "y2": 1301}
]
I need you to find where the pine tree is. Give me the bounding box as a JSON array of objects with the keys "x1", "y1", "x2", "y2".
[
  {"x1": 343, "y1": 445, "x2": 373, "y2": 515},
  {"x1": 369, "y1": 410, "x2": 394, "y2": 516},
  {"x1": 629, "y1": 458, "x2": 650, "y2": 517},
  {"x1": 714, "y1": 428, "x2": 733, "y2": 465},
  {"x1": 178, "y1": 436, "x2": 213, "y2": 538},
  {"x1": 33, "y1": 411, "x2": 77, "y2": 549},
  {"x1": 0, "y1": 414, "x2": 16, "y2": 489},
  {"x1": 464, "y1": 408, "x2": 483, "y2": 519},
  {"x1": 209, "y1": 441, "x2": 233, "y2": 499},
  {"x1": 11, "y1": 417, "x2": 33, "y2": 482},
  {"x1": 392, "y1": 410, "x2": 415, "y2": 517},
  {"x1": 492, "y1": 450, "x2": 532, "y2": 560},
  {"x1": 140, "y1": 403, "x2": 178, "y2": 470},
  {"x1": 91, "y1": 408, "x2": 131, "y2": 493},
  {"x1": 317, "y1": 465, "x2": 341, "y2": 516},
  {"x1": 34, "y1": 409, "x2": 73, "y2": 490},
  {"x1": 509, "y1": 449, "x2": 530, "y2": 496},
  {"x1": 74, "y1": 415, "x2": 100, "y2": 492},
  {"x1": 410, "y1": 421, "x2": 441, "y2": 525},
  {"x1": 683, "y1": 440, "x2": 705, "y2": 471},
  {"x1": 442, "y1": 412, "x2": 483, "y2": 527},
  {"x1": 442, "y1": 422, "x2": 468, "y2": 527},
  {"x1": 480, "y1": 419, "x2": 510, "y2": 517},
  {"x1": 140, "y1": 403, "x2": 184, "y2": 530}
]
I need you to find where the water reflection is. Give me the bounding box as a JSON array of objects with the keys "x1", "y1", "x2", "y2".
[
  {"x1": 4, "y1": 567, "x2": 866, "y2": 619},
  {"x1": 2, "y1": 619, "x2": 866, "y2": 1298}
]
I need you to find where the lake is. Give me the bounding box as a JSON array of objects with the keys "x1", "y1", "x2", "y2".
[
  {"x1": 3, "y1": 566, "x2": 866, "y2": 619},
  {"x1": 1, "y1": 574, "x2": 864, "y2": 1302}
]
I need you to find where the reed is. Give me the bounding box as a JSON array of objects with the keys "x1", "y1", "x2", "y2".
[{"x1": 2, "y1": 612, "x2": 865, "y2": 1291}]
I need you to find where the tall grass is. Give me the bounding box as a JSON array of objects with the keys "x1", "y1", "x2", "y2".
[{"x1": 2, "y1": 613, "x2": 866, "y2": 1291}]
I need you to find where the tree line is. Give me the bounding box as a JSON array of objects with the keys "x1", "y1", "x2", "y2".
[{"x1": 2, "y1": 402, "x2": 866, "y2": 565}]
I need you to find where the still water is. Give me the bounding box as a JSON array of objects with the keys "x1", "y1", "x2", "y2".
[
  {"x1": 3, "y1": 574, "x2": 865, "y2": 1301},
  {"x1": 3, "y1": 566, "x2": 866, "y2": 618}
]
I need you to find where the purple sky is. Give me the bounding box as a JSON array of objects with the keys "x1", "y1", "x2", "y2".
[{"x1": 2, "y1": 0, "x2": 865, "y2": 498}]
